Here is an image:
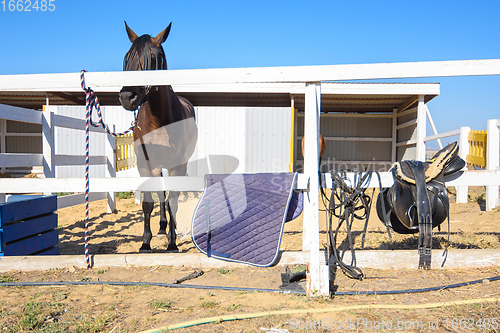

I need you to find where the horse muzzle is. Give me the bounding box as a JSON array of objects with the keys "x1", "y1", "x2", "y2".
[{"x1": 119, "y1": 87, "x2": 143, "y2": 111}]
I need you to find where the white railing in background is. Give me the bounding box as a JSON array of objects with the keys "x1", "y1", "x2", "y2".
[
  {"x1": 0, "y1": 103, "x2": 116, "y2": 211},
  {"x1": 486, "y1": 118, "x2": 500, "y2": 210}
]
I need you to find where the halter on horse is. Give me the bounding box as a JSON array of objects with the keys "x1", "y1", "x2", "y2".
[{"x1": 119, "y1": 22, "x2": 198, "y2": 252}]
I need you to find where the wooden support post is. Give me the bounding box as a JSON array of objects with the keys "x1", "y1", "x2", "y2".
[
  {"x1": 42, "y1": 105, "x2": 55, "y2": 195},
  {"x1": 1, "y1": 118, "x2": 6, "y2": 202},
  {"x1": 425, "y1": 105, "x2": 443, "y2": 150},
  {"x1": 416, "y1": 95, "x2": 426, "y2": 161},
  {"x1": 303, "y1": 82, "x2": 329, "y2": 296},
  {"x1": 391, "y1": 108, "x2": 397, "y2": 164},
  {"x1": 486, "y1": 119, "x2": 500, "y2": 211},
  {"x1": 106, "y1": 125, "x2": 117, "y2": 213},
  {"x1": 457, "y1": 126, "x2": 471, "y2": 203}
]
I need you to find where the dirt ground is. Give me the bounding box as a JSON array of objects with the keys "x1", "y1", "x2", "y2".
[{"x1": 1, "y1": 187, "x2": 500, "y2": 332}]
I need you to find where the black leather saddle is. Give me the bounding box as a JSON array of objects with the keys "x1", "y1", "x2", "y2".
[{"x1": 376, "y1": 142, "x2": 465, "y2": 269}]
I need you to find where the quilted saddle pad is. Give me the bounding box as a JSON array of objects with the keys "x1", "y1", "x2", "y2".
[{"x1": 191, "y1": 173, "x2": 303, "y2": 267}]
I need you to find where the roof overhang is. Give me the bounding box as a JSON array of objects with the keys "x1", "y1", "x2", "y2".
[{"x1": 0, "y1": 82, "x2": 439, "y2": 113}]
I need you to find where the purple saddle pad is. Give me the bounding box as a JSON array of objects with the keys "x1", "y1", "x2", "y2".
[{"x1": 191, "y1": 173, "x2": 303, "y2": 267}]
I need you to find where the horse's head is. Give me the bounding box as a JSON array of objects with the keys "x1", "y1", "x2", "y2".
[{"x1": 119, "y1": 21, "x2": 171, "y2": 111}]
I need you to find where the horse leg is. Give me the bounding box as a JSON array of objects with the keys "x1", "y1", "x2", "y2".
[
  {"x1": 165, "y1": 164, "x2": 186, "y2": 252},
  {"x1": 157, "y1": 190, "x2": 168, "y2": 238},
  {"x1": 166, "y1": 190, "x2": 180, "y2": 252},
  {"x1": 140, "y1": 191, "x2": 154, "y2": 252}
]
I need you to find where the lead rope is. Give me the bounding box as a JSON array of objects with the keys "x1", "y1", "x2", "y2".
[{"x1": 80, "y1": 70, "x2": 137, "y2": 269}]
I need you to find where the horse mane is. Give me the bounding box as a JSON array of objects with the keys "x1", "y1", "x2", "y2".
[{"x1": 123, "y1": 34, "x2": 167, "y2": 71}]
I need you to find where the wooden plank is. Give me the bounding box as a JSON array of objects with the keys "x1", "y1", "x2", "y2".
[
  {"x1": 396, "y1": 118, "x2": 417, "y2": 130},
  {"x1": 469, "y1": 131, "x2": 487, "y2": 142},
  {"x1": 0, "y1": 59, "x2": 499, "y2": 91},
  {"x1": 467, "y1": 155, "x2": 486, "y2": 168},
  {"x1": 56, "y1": 192, "x2": 106, "y2": 210},
  {"x1": 53, "y1": 114, "x2": 108, "y2": 133},
  {"x1": 322, "y1": 136, "x2": 392, "y2": 142},
  {"x1": 116, "y1": 135, "x2": 135, "y2": 145},
  {"x1": 0, "y1": 176, "x2": 206, "y2": 193},
  {"x1": 2, "y1": 213, "x2": 57, "y2": 243},
  {"x1": 0, "y1": 82, "x2": 441, "y2": 95},
  {"x1": 0, "y1": 104, "x2": 42, "y2": 124},
  {"x1": 35, "y1": 247, "x2": 59, "y2": 255},
  {"x1": 116, "y1": 157, "x2": 137, "y2": 170},
  {"x1": 424, "y1": 129, "x2": 461, "y2": 142},
  {"x1": 2, "y1": 229, "x2": 59, "y2": 256},
  {"x1": 0, "y1": 195, "x2": 57, "y2": 225},
  {"x1": 0, "y1": 153, "x2": 43, "y2": 167},
  {"x1": 0, "y1": 170, "x2": 496, "y2": 194},
  {"x1": 397, "y1": 95, "x2": 418, "y2": 113},
  {"x1": 55, "y1": 154, "x2": 107, "y2": 166}
]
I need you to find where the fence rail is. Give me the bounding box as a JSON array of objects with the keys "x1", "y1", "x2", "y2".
[{"x1": 0, "y1": 104, "x2": 116, "y2": 210}]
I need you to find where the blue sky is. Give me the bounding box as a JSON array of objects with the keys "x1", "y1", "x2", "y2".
[{"x1": 0, "y1": 0, "x2": 499, "y2": 146}]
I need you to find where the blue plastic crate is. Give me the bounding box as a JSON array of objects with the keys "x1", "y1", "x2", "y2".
[{"x1": 0, "y1": 195, "x2": 59, "y2": 256}]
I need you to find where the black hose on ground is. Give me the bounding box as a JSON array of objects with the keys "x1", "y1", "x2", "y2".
[{"x1": 1, "y1": 275, "x2": 499, "y2": 297}]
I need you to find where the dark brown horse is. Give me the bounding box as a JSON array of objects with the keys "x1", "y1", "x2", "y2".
[{"x1": 119, "y1": 22, "x2": 197, "y2": 252}]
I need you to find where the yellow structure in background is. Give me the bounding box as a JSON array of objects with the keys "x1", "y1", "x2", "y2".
[
  {"x1": 467, "y1": 130, "x2": 487, "y2": 169},
  {"x1": 116, "y1": 133, "x2": 136, "y2": 171}
]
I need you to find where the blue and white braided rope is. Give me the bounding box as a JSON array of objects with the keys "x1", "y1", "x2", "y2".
[{"x1": 80, "y1": 70, "x2": 137, "y2": 269}]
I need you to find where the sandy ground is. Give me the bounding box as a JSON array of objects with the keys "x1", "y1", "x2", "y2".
[
  {"x1": 56, "y1": 187, "x2": 500, "y2": 256},
  {"x1": 1, "y1": 187, "x2": 500, "y2": 332}
]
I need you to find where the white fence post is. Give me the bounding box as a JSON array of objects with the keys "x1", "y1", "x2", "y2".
[
  {"x1": 106, "y1": 125, "x2": 116, "y2": 213},
  {"x1": 456, "y1": 126, "x2": 471, "y2": 203},
  {"x1": 416, "y1": 95, "x2": 426, "y2": 161},
  {"x1": 42, "y1": 106, "x2": 55, "y2": 195},
  {"x1": 0, "y1": 118, "x2": 5, "y2": 203},
  {"x1": 303, "y1": 82, "x2": 329, "y2": 296},
  {"x1": 486, "y1": 119, "x2": 500, "y2": 211}
]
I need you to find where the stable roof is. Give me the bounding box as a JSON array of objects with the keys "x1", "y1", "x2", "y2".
[{"x1": 0, "y1": 82, "x2": 439, "y2": 113}]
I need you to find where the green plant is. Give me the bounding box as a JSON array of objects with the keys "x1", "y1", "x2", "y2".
[
  {"x1": 52, "y1": 290, "x2": 68, "y2": 302},
  {"x1": 200, "y1": 300, "x2": 217, "y2": 308},
  {"x1": 74, "y1": 313, "x2": 114, "y2": 333},
  {"x1": 226, "y1": 303, "x2": 242, "y2": 311},
  {"x1": 148, "y1": 300, "x2": 171, "y2": 309},
  {"x1": 0, "y1": 275, "x2": 14, "y2": 283},
  {"x1": 19, "y1": 297, "x2": 45, "y2": 331},
  {"x1": 117, "y1": 191, "x2": 133, "y2": 199},
  {"x1": 291, "y1": 265, "x2": 307, "y2": 274},
  {"x1": 217, "y1": 268, "x2": 231, "y2": 275},
  {"x1": 97, "y1": 270, "x2": 105, "y2": 274},
  {"x1": 55, "y1": 192, "x2": 73, "y2": 197}
]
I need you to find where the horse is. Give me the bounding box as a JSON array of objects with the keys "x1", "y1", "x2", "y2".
[
  {"x1": 118, "y1": 22, "x2": 198, "y2": 252},
  {"x1": 301, "y1": 134, "x2": 326, "y2": 166}
]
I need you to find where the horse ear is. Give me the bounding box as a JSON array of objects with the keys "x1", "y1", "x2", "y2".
[
  {"x1": 154, "y1": 22, "x2": 172, "y2": 45},
  {"x1": 124, "y1": 21, "x2": 138, "y2": 43}
]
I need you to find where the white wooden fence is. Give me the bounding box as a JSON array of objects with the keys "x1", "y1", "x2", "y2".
[
  {"x1": 0, "y1": 103, "x2": 119, "y2": 211},
  {"x1": 1, "y1": 59, "x2": 500, "y2": 296}
]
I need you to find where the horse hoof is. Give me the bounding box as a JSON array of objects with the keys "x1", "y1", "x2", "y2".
[
  {"x1": 166, "y1": 244, "x2": 179, "y2": 253},
  {"x1": 139, "y1": 245, "x2": 152, "y2": 253}
]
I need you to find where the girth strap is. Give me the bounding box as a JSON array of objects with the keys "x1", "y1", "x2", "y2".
[{"x1": 407, "y1": 161, "x2": 433, "y2": 269}]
